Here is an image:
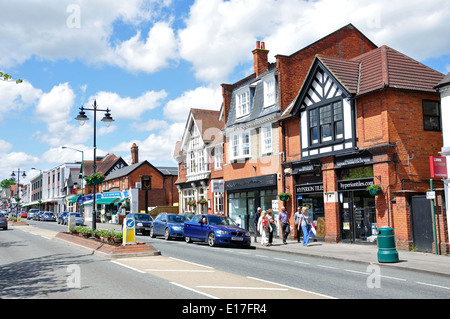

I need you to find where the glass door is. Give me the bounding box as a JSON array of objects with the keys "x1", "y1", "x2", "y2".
[{"x1": 340, "y1": 192, "x2": 353, "y2": 241}]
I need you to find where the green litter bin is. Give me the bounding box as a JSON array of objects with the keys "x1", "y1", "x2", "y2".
[{"x1": 377, "y1": 227, "x2": 399, "y2": 263}]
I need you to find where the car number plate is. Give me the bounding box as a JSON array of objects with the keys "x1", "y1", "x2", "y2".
[
  {"x1": 231, "y1": 237, "x2": 243, "y2": 241},
  {"x1": 145, "y1": 227, "x2": 150, "y2": 230}
]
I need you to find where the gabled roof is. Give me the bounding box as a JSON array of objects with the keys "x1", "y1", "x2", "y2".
[
  {"x1": 104, "y1": 160, "x2": 177, "y2": 181},
  {"x1": 179, "y1": 108, "x2": 224, "y2": 152},
  {"x1": 318, "y1": 45, "x2": 445, "y2": 96},
  {"x1": 436, "y1": 72, "x2": 450, "y2": 89},
  {"x1": 83, "y1": 153, "x2": 127, "y2": 176}
]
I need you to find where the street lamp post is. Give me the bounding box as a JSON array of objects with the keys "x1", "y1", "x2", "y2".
[
  {"x1": 74, "y1": 100, "x2": 114, "y2": 231},
  {"x1": 62, "y1": 146, "x2": 84, "y2": 216},
  {"x1": 11, "y1": 169, "x2": 26, "y2": 216}
]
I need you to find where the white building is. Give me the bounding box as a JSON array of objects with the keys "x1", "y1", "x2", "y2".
[{"x1": 437, "y1": 72, "x2": 450, "y2": 249}]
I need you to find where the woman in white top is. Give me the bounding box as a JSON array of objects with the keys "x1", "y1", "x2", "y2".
[
  {"x1": 299, "y1": 206, "x2": 311, "y2": 246},
  {"x1": 257, "y1": 211, "x2": 272, "y2": 246}
]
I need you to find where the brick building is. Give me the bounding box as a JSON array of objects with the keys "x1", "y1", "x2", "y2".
[
  {"x1": 220, "y1": 24, "x2": 377, "y2": 236},
  {"x1": 284, "y1": 45, "x2": 445, "y2": 250},
  {"x1": 174, "y1": 109, "x2": 224, "y2": 216}
]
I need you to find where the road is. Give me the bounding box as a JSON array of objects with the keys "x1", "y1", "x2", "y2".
[{"x1": 1, "y1": 220, "x2": 450, "y2": 302}]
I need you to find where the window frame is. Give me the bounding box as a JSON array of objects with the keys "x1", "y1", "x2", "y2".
[
  {"x1": 236, "y1": 89, "x2": 250, "y2": 118},
  {"x1": 229, "y1": 130, "x2": 251, "y2": 160},
  {"x1": 261, "y1": 124, "x2": 273, "y2": 154},
  {"x1": 263, "y1": 75, "x2": 276, "y2": 108},
  {"x1": 422, "y1": 100, "x2": 441, "y2": 132},
  {"x1": 308, "y1": 99, "x2": 344, "y2": 147}
]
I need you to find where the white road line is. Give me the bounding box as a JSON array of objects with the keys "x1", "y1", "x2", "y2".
[
  {"x1": 171, "y1": 282, "x2": 219, "y2": 299},
  {"x1": 255, "y1": 255, "x2": 269, "y2": 258},
  {"x1": 247, "y1": 276, "x2": 336, "y2": 299},
  {"x1": 380, "y1": 275, "x2": 406, "y2": 282},
  {"x1": 294, "y1": 261, "x2": 311, "y2": 265},
  {"x1": 274, "y1": 257, "x2": 289, "y2": 262},
  {"x1": 168, "y1": 257, "x2": 215, "y2": 269},
  {"x1": 416, "y1": 282, "x2": 450, "y2": 290},
  {"x1": 196, "y1": 285, "x2": 288, "y2": 291},
  {"x1": 145, "y1": 269, "x2": 215, "y2": 272},
  {"x1": 110, "y1": 261, "x2": 146, "y2": 274},
  {"x1": 317, "y1": 265, "x2": 338, "y2": 270},
  {"x1": 344, "y1": 269, "x2": 368, "y2": 275}
]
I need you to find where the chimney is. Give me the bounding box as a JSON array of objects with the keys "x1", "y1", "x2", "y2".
[
  {"x1": 131, "y1": 143, "x2": 139, "y2": 164},
  {"x1": 252, "y1": 41, "x2": 269, "y2": 77}
]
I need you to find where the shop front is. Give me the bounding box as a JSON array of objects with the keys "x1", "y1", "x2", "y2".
[
  {"x1": 337, "y1": 174, "x2": 377, "y2": 243},
  {"x1": 226, "y1": 174, "x2": 278, "y2": 236}
]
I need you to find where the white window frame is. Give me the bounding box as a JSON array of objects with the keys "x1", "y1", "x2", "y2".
[
  {"x1": 261, "y1": 124, "x2": 272, "y2": 154},
  {"x1": 214, "y1": 146, "x2": 222, "y2": 170},
  {"x1": 263, "y1": 75, "x2": 276, "y2": 108},
  {"x1": 236, "y1": 89, "x2": 250, "y2": 118},
  {"x1": 214, "y1": 192, "x2": 223, "y2": 214},
  {"x1": 229, "y1": 130, "x2": 251, "y2": 160}
]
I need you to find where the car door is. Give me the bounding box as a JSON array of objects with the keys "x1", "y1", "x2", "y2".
[
  {"x1": 156, "y1": 213, "x2": 166, "y2": 235},
  {"x1": 186, "y1": 214, "x2": 201, "y2": 239}
]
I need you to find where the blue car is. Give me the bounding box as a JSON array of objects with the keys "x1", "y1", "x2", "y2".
[
  {"x1": 184, "y1": 214, "x2": 251, "y2": 247},
  {"x1": 150, "y1": 213, "x2": 185, "y2": 240}
]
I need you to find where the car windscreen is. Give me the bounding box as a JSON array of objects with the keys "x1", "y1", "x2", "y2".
[
  {"x1": 208, "y1": 215, "x2": 236, "y2": 226},
  {"x1": 134, "y1": 214, "x2": 151, "y2": 221},
  {"x1": 167, "y1": 215, "x2": 185, "y2": 223}
]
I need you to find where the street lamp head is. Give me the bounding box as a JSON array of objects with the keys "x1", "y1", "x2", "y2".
[
  {"x1": 101, "y1": 109, "x2": 114, "y2": 128},
  {"x1": 75, "y1": 107, "x2": 89, "y2": 126},
  {"x1": 22, "y1": 172, "x2": 26, "y2": 178},
  {"x1": 11, "y1": 172, "x2": 15, "y2": 177}
]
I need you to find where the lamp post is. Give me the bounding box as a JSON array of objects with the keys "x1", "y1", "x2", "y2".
[
  {"x1": 62, "y1": 146, "x2": 85, "y2": 216},
  {"x1": 74, "y1": 100, "x2": 114, "y2": 231},
  {"x1": 11, "y1": 169, "x2": 27, "y2": 216}
]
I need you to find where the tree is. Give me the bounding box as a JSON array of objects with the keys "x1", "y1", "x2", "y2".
[
  {"x1": 0, "y1": 72, "x2": 22, "y2": 83},
  {"x1": 1, "y1": 178, "x2": 16, "y2": 189}
]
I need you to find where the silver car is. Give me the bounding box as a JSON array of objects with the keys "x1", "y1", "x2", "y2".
[{"x1": 0, "y1": 212, "x2": 8, "y2": 230}]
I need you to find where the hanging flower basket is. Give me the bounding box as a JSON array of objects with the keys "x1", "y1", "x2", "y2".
[
  {"x1": 85, "y1": 173, "x2": 105, "y2": 186},
  {"x1": 278, "y1": 193, "x2": 292, "y2": 201},
  {"x1": 197, "y1": 199, "x2": 207, "y2": 206},
  {"x1": 367, "y1": 184, "x2": 383, "y2": 196},
  {"x1": 187, "y1": 200, "x2": 197, "y2": 208}
]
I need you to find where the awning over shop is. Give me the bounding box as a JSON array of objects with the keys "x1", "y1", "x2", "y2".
[
  {"x1": 114, "y1": 198, "x2": 129, "y2": 206},
  {"x1": 67, "y1": 195, "x2": 81, "y2": 203},
  {"x1": 96, "y1": 197, "x2": 120, "y2": 205}
]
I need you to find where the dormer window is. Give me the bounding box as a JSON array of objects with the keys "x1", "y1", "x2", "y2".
[
  {"x1": 309, "y1": 100, "x2": 343, "y2": 145},
  {"x1": 236, "y1": 89, "x2": 250, "y2": 118},
  {"x1": 263, "y1": 75, "x2": 276, "y2": 107}
]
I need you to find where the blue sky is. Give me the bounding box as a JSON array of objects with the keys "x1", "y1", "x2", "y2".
[{"x1": 1, "y1": 0, "x2": 449, "y2": 182}]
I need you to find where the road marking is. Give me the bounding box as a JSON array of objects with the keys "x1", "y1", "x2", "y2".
[
  {"x1": 145, "y1": 269, "x2": 215, "y2": 272},
  {"x1": 344, "y1": 269, "x2": 368, "y2": 275},
  {"x1": 247, "y1": 276, "x2": 336, "y2": 299},
  {"x1": 294, "y1": 261, "x2": 311, "y2": 265},
  {"x1": 380, "y1": 275, "x2": 406, "y2": 282},
  {"x1": 274, "y1": 257, "x2": 289, "y2": 262},
  {"x1": 168, "y1": 257, "x2": 215, "y2": 269},
  {"x1": 111, "y1": 260, "x2": 146, "y2": 274},
  {"x1": 416, "y1": 282, "x2": 450, "y2": 290},
  {"x1": 171, "y1": 282, "x2": 219, "y2": 299},
  {"x1": 197, "y1": 285, "x2": 288, "y2": 291},
  {"x1": 317, "y1": 264, "x2": 338, "y2": 270},
  {"x1": 255, "y1": 255, "x2": 268, "y2": 258}
]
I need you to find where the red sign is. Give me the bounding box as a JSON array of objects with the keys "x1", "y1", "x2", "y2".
[{"x1": 430, "y1": 156, "x2": 448, "y2": 178}]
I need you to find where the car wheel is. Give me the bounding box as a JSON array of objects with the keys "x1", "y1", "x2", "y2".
[
  {"x1": 150, "y1": 227, "x2": 156, "y2": 238},
  {"x1": 185, "y1": 236, "x2": 192, "y2": 243},
  {"x1": 164, "y1": 228, "x2": 170, "y2": 240},
  {"x1": 208, "y1": 232, "x2": 216, "y2": 247}
]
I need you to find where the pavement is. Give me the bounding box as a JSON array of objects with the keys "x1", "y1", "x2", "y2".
[{"x1": 93, "y1": 222, "x2": 450, "y2": 277}]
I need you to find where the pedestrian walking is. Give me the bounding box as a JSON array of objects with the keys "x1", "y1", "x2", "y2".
[
  {"x1": 294, "y1": 206, "x2": 302, "y2": 243},
  {"x1": 299, "y1": 206, "x2": 311, "y2": 246},
  {"x1": 267, "y1": 208, "x2": 275, "y2": 246},
  {"x1": 257, "y1": 210, "x2": 271, "y2": 246},
  {"x1": 254, "y1": 207, "x2": 261, "y2": 243},
  {"x1": 278, "y1": 207, "x2": 290, "y2": 244}
]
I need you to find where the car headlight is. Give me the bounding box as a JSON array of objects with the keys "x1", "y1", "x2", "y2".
[
  {"x1": 216, "y1": 230, "x2": 229, "y2": 235},
  {"x1": 245, "y1": 232, "x2": 250, "y2": 237},
  {"x1": 172, "y1": 226, "x2": 182, "y2": 231},
  {"x1": 137, "y1": 223, "x2": 143, "y2": 227}
]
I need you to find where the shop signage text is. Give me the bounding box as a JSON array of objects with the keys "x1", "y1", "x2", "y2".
[
  {"x1": 296, "y1": 183, "x2": 323, "y2": 194},
  {"x1": 429, "y1": 156, "x2": 448, "y2": 178},
  {"x1": 338, "y1": 178, "x2": 374, "y2": 192}
]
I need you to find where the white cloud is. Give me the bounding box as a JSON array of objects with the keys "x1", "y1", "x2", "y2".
[
  {"x1": 89, "y1": 90, "x2": 168, "y2": 120},
  {"x1": 163, "y1": 86, "x2": 222, "y2": 122},
  {"x1": 0, "y1": 140, "x2": 13, "y2": 154},
  {"x1": 132, "y1": 119, "x2": 170, "y2": 132},
  {"x1": 0, "y1": 152, "x2": 40, "y2": 179},
  {"x1": 0, "y1": 80, "x2": 42, "y2": 121}
]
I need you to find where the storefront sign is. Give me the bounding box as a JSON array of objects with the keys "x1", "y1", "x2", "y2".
[
  {"x1": 211, "y1": 180, "x2": 224, "y2": 193},
  {"x1": 430, "y1": 156, "x2": 448, "y2": 178},
  {"x1": 296, "y1": 183, "x2": 323, "y2": 194},
  {"x1": 225, "y1": 174, "x2": 277, "y2": 191},
  {"x1": 338, "y1": 178, "x2": 374, "y2": 192},
  {"x1": 335, "y1": 154, "x2": 373, "y2": 169}
]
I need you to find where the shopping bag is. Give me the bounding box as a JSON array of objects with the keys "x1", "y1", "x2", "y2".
[{"x1": 309, "y1": 223, "x2": 316, "y2": 238}]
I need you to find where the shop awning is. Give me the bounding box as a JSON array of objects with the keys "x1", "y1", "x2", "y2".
[
  {"x1": 114, "y1": 198, "x2": 129, "y2": 206},
  {"x1": 67, "y1": 195, "x2": 81, "y2": 203},
  {"x1": 96, "y1": 197, "x2": 120, "y2": 205}
]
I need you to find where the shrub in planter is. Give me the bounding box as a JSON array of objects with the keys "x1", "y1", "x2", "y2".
[
  {"x1": 278, "y1": 193, "x2": 292, "y2": 201},
  {"x1": 367, "y1": 184, "x2": 383, "y2": 196}
]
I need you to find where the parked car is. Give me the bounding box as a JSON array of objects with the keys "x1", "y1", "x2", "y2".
[
  {"x1": 61, "y1": 212, "x2": 84, "y2": 226},
  {"x1": 40, "y1": 211, "x2": 56, "y2": 222},
  {"x1": 58, "y1": 212, "x2": 68, "y2": 224},
  {"x1": 184, "y1": 214, "x2": 251, "y2": 248},
  {"x1": 183, "y1": 212, "x2": 194, "y2": 221},
  {"x1": 34, "y1": 211, "x2": 45, "y2": 221},
  {"x1": 27, "y1": 209, "x2": 40, "y2": 220},
  {"x1": 0, "y1": 212, "x2": 7, "y2": 230},
  {"x1": 18, "y1": 211, "x2": 27, "y2": 218},
  {"x1": 127, "y1": 213, "x2": 153, "y2": 235},
  {"x1": 150, "y1": 213, "x2": 185, "y2": 240}
]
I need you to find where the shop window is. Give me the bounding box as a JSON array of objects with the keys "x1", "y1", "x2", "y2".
[{"x1": 423, "y1": 100, "x2": 441, "y2": 131}]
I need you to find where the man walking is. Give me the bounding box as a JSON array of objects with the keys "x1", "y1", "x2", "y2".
[
  {"x1": 278, "y1": 207, "x2": 290, "y2": 244},
  {"x1": 254, "y1": 207, "x2": 261, "y2": 243}
]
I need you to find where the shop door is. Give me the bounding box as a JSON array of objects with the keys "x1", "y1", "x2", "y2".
[
  {"x1": 246, "y1": 198, "x2": 256, "y2": 233},
  {"x1": 340, "y1": 191, "x2": 377, "y2": 242},
  {"x1": 410, "y1": 196, "x2": 433, "y2": 252}
]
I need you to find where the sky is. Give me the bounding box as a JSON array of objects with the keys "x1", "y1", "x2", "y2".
[{"x1": 0, "y1": 0, "x2": 449, "y2": 183}]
